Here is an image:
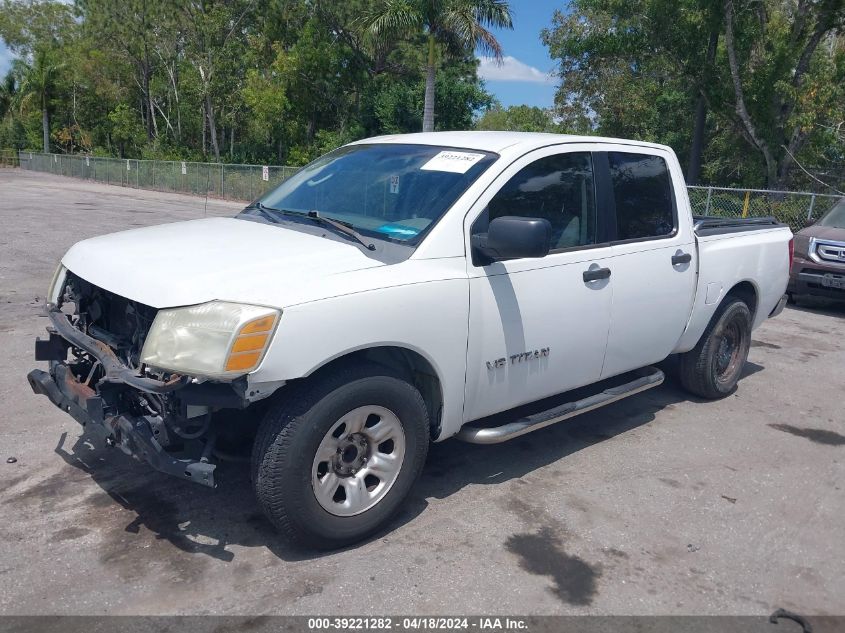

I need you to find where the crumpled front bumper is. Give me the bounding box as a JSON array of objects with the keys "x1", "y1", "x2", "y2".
[
  {"x1": 27, "y1": 307, "x2": 223, "y2": 487},
  {"x1": 28, "y1": 366, "x2": 217, "y2": 487}
]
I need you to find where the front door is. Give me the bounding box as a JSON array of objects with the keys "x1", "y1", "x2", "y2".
[{"x1": 463, "y1": 147, "x2": 614, "y2": 422}]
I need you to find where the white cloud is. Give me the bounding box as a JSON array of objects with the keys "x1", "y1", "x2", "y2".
[{"x1": 477, "y1": 55, "x2": 555, "y2": 85}]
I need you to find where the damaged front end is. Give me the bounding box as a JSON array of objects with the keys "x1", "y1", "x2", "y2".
[{"x1": 27, "y1": 272, "x2": 256, "y2": 488}]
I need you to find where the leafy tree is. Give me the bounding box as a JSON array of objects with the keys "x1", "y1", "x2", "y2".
[
  {"x1": 362, "y1": 0, "x2": 513, "y2": 132},
  {"x1": 15, "y1": 47, "x2": 64, "y2": 152},
  {"x1": 543, "y1": 0, "x2": 845, "y2": 189},
  {"x1": 0, "y1": 0, "x2": 76, "y2": 56},
  {"x1": 0, "y1": 73, "x2": 15, "y2": 120},
  {"x1": 180, "y1": 0, "x2": 256, "y2": 162},
  {"x1": 721, "y1": 0, "x2": 845, "y2": 188},
  {"x1": 107, "y1": 103, "x2": 146, "y2": 158},
  {"x1": 476, "y1": 103, "x2": 560, "y2": 132},
  {"x1": 0, "y1": 0, "x2": 493, "y2": 164}
]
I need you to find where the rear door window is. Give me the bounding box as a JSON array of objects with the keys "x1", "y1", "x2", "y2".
[{"x1": 607, "y1": 152, "x2": 675, "y2": 240}]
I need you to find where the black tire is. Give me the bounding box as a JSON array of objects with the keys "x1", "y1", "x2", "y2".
[
  {"x1": 251, "y1": 362, "x2": 429, "y2": 549},
  {"x1": 679, "y1": 298, "x2": 753, "y2": 400}
]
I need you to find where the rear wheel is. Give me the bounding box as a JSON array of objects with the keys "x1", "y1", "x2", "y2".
[
  {"x1": 252, "y1": 363, "x2": 429, "y2": 548},
  {"x1": 679, "y1": 298, "x2": 752, "y2": 399}
]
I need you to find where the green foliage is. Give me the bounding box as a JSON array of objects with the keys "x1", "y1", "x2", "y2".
[
  {"x1": 475, "y1": 103, "x2": 560, "y2": 132},
  {"x1": 0, "y1": 0, "x2": 495, "y2": 162},
  {"x1": 542, "y1": 0, "x2": 845, "y2": 190},
  {"x1": 107, "y1": 104, "x2": 146, "y2": 158},
  {"x1": 361, "y1": 0, "x2": 513, "y2": 131}
]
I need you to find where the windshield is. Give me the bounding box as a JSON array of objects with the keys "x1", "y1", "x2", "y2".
[
  {"x1": 244, "y1": 144, "x2": 497, "y2": 245},
  {"x1": 817, "y1": 198, "x2": 845, "y2": 229}
]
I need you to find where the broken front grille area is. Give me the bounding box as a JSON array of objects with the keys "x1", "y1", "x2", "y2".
[{"x1": 60, "y1": 271, "x2": 158, "y2": 370}]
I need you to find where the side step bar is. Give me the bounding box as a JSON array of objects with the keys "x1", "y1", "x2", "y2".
[{"x1": 456, "y1": 366, "x2": 665, "y2": 444}]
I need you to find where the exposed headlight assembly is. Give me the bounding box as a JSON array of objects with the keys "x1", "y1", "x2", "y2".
[
  {"x1": 140, "y1": 301, "x2": 280, "y2": 378},
  {"x1": 47, "y1": 264, "x2": 67, "y2": 304}
]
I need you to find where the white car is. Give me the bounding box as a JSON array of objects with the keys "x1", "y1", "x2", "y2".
[{"x1": 29, "y1": 132, "x2": 792, "y2": 547}]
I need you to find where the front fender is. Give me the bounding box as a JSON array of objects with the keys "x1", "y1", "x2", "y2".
[{"x1": 253, "y1": 278, "x2": 470, "y2": 440}]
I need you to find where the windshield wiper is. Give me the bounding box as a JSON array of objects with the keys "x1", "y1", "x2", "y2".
[
  {"x1": 305, "y1": 210, "x2": 376, "y2": 251},
  {"x1": 246, "y1": 204, "x2": 376, "y2": 251},
  {"x1": 246, "y1": 201, "x2": 287, "y2": 223}
]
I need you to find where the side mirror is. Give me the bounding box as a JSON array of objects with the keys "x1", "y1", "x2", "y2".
[{"x1": 472, "y1": 216, "x2": 552, "y2": 262}]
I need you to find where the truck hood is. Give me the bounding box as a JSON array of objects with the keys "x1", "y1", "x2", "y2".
[{"x1": 61, "y1": 217, "x2": 384, "y2": 308}]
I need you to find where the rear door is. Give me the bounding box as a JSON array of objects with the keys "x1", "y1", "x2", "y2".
[{"x1": 599, "y1": 149, "x2": 697, "y2": 378}]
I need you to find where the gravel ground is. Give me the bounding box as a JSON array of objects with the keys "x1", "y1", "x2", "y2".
[{"x1": 0, "y1": 168, "x2": 843, "y2": 616}]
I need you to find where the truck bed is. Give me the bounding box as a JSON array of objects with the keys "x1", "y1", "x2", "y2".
[{"x1": 693, "y1": 215, "x2": 785, "y2": 236}]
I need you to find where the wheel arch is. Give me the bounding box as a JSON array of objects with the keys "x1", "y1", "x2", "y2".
[
  {"x1": 302, "y1": 345, "x2": 444, "y2": 440},
  {"x1": 724, "y1": 279, "x2": 759, "y2": 319},
  {"x1": 674, "y1": 278, "x2": 760, "y2": 354}
]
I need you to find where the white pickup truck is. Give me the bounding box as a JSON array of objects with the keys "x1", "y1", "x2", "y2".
[{"x1": 29, "y1": 132, "x2": 792, "y2": 547}]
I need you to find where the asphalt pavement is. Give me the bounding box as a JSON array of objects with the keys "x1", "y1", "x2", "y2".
[{"x1": 1, "y1": 168, "x2": 843, "y2": 616}]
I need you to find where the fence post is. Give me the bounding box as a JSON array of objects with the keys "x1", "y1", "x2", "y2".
[
  {"x1": 221, "y1": 163, "x2": 224, "y2": 199},
  {"x1": 807, "y1": 194, "x2": 816, "y2": 221},
  {"x1": 705, "y1": 187, "x2": 713, "y2": 215}
]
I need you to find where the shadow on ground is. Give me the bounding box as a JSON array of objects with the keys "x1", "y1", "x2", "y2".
[
  {"x1": 787, "y1": 297, "x2": 845, "y2": 319},
  {"x1": 39, "y1": 364, "x2": 762, "y2": 565}
]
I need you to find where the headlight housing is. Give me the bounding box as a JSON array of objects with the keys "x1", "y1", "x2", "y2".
[
  {"x1": 140, "y1": 301, "x2": 280, "y2": 378},
  {"x1": 48, "y1": 264, "x2": 67, "y2": 304}
]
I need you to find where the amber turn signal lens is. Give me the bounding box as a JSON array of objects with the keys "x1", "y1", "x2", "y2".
[
  {"x1": 223, "y1": 312, "x2": 279, "y2": 373},
  {"x1": 240, "y1": 315, "x2": 276, "y2": 335},
  {"x1": 231, "y1": 333, "x2": 268, "y2": 353},
  {"x1": 225, "y1": 351, "x2": 262, "y2": 372}
]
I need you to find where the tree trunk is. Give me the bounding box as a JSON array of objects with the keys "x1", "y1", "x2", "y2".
[
  {"x1": 229, "y1": 126, "x2": 234, "y2": 160},
  {"x1": 41, "y1": 102, "x2": 50, "y2": 153},
  {"x1": 687, "y1": 27, "x2": 719, "y2": 184},
  {"x1": 687, "y1": 97, "x2": 707, "y2": 185},
  {"x1": 422, "y1": 34, "x2": 436, "y2": 133},
  {"x1": 143, "y1": 66, "x2": 155, "y2": 141},
  {"x1": 205, "y1": 94, "x2": 220, "y2": 162},
  {"x1": 175, "y1": 61, "x2": 182, "y2": 142},
  {"x1": 724, "y1": 0, "x2": 778, "y2": 187}
]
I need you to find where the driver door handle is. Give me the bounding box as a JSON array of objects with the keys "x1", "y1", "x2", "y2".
[
  {"x1": 672, "y1": 252, "x2": 692, "y2": 265},
  {"x1": 583, "y1": 267, "x2": 611, "y2": 283}
]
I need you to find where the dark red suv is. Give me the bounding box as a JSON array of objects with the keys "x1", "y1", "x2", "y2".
[{"x1": 788, "y1": 198, "x2": 845, "y2": 301}]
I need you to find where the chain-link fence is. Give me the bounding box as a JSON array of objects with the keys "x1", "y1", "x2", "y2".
[
  {"x1": 17, "y1": 151, "x2": 299, "y2": 202},
  {"x1": 688, "y1": 185, "x2": 843, "y2": 232},
  {"x1": 16, "y1": 152, "x2": 844, "y2": 231},
  {"x1": 1, "y1": 149, "x2": 20, "y2": 167}
]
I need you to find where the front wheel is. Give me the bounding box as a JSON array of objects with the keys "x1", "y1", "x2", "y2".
[
  {"x1": 252, "y1": 363, "x2": 429, "y2": 549},
  {"x1": 679, "y1": 298, "x2": 753, "y2": 399}
]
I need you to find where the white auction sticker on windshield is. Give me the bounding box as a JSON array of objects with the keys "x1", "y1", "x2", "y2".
[{"x1": 420, "y1": 151, "x2": 485, "y2": 174}]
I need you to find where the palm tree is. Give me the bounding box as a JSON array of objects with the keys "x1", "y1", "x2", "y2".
[
  {"x1": 0, "y1": 73, "x2": 16, "y2": 120},
  {"x1": 363, "y1": 0, "x2": 513, "y2": 133},
  {"x1": 16, "y1": 48, "x2": 64, "y2": 153}
]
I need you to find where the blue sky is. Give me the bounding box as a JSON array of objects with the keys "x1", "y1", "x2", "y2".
[
  {"x1": 477, "y1": 2, "x2": 561, "y2": 109},
  {"x1": 0, "y1": 1, "x2": 561, "y2": 109},
  {"x1": 0, "y1": 40, "x2": 12, "y2": 77}
]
